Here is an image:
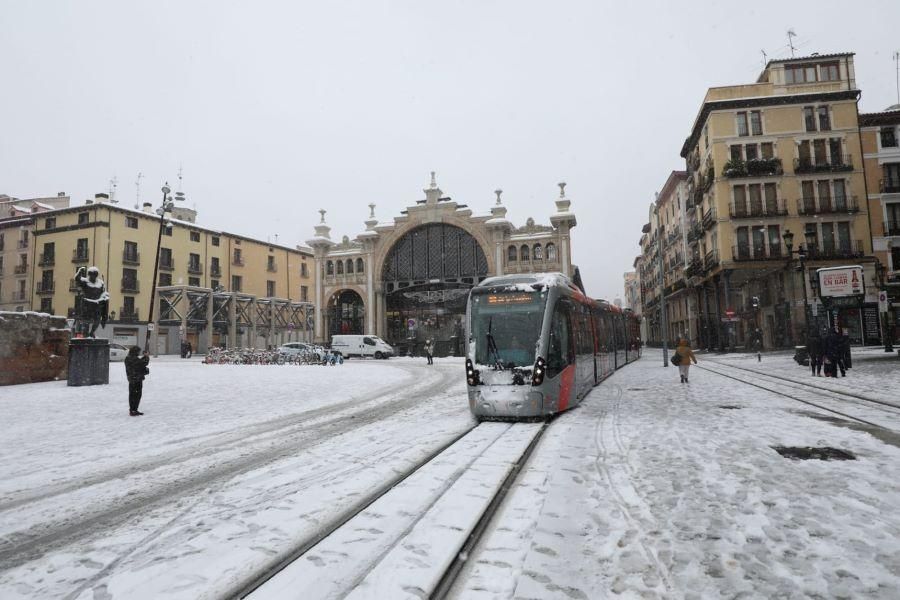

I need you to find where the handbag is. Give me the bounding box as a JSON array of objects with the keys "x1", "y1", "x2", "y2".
[{"x1": 670, "y1": 353, "x2": 682, "y2": 366}]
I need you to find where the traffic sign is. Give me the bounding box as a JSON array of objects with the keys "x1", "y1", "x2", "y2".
[
  {"x1": 879, "y1": 291, "x2": 889, "y2": 313},
  {"x1": 147, "y1": 323, "x2": 155, "y2": 331}
]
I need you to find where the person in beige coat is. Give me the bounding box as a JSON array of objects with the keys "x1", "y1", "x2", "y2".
[{"x1": 675, "y1": 338, "x2": 698, "y2": 383}]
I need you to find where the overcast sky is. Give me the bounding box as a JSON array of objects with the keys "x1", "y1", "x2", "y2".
[{"x1": 2, "y1": 1, "x2": 899, "y2": 301}]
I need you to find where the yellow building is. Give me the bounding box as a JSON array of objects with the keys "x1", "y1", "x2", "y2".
[
  {"x1": 678, "y1": 52, "x2": 878, "y2": 348},
  {"x1": 29, "y1": 194, "x2": 314, "y2": 353},
  {"x1": 859, "y1": 104, "x2": 900, "y2": 342}
]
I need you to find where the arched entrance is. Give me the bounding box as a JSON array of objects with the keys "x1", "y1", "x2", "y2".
[
  {"x1": 327, "y1": 289, "x2": 365, "y2": 338},
  {"x1": 382, "y1": 223, "x2": 489, "y2": 356}
]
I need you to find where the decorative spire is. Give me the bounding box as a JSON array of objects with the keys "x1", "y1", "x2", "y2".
[
  {"x1": 495, "y1": 189, "x2": 503, "y2": 205},
  {"x1": 430, "y1": 171, "x2": 437, "y2": 189},
  {"x1": 369, "y1": 203, "x2": 376, "y2": 218},
  {"x1": 424, "y1": 171, "x2": 442, "y2": 204},
  {"x1": 319, "y1": 208, "x2": 327, "y2": 223},
  {"x1": 558, "y1": 182, "x2": 567, "y2": 198}
]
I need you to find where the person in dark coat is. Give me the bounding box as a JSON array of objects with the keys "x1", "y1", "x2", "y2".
[
  {"x1": 125, "y1": 346, "x2": 150, "y2": 415},
  {"x1": 824, "y1": 328, "x2": 845, "y2": 377},
  {"x1": 806, "y1": 334, "x2": 822, "y2": 376}
]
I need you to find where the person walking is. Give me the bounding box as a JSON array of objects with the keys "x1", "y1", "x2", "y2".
[
  {"x1": 675, "y1": 337, "x2": 698, "y2": 383},
  {"x1": 124, "y1": 346, "x2": 150, "y2": 416},
  {"x1": 424, "y1": 338, "x2": 434, "y2": 365},
  {"x1": 824, "y1": 328, "x2": 845, "y2": 377},
  {"x1": 751, "y1": 328, "x2": 763, "y2": 362},
  {"x1": 806, "y1": 333, "x2": 822, "y2": 376}
]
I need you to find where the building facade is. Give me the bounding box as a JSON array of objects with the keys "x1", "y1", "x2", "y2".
[
  {"x1": 306, "y1": 174, "x2": 578, "y2": 355},
  {"x1": 24, "y1": 194, "x2": 314, "y2": 353},
  {"x1": 859, "y1": 105, "x2": 900, "y2": 343},
  {"x1": 669, "y1": 52, "x2": 878, "y2": 349}
]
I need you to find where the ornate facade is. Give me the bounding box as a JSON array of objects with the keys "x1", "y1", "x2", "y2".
[{"x1": 306, "y1": 174, "x2": 577, "y2": 355}]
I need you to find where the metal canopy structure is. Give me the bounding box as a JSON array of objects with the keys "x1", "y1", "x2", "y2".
[{"x1": 152, "y1": 285, "x2": 314, "y2": 355}]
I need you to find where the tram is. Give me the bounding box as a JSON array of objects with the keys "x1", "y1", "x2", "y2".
[{"x1": 464, "y1": 273, "x2": 641, "y2": 420}]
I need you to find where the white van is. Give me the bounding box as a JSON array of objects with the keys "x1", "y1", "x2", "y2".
[{"x1": 330, "y1": 335, "x2": 394, "y2": 359}]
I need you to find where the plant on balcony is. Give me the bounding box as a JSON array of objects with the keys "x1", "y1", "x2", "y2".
[
  {"x1": 723, "y1": 159, "x2": 747, "y2": 177},
  {"x1": 745, "y1": 157, "x2": 782, "y2": 176}
]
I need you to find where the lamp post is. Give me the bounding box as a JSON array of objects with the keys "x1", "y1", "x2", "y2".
[
  {"x1": 782, "y1": 229, "x2": 814, "y2": 342},
  {"x1": 875, "y1": 260, "x2": 894, "y2": 352},
  {"x1": 143, "y1": 183, "x2": 181, "y2": 353}
]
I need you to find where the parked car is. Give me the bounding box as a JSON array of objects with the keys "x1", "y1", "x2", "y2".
[
  {"x1": 330, "y1": 335, "x2": 394, "y2": 359},
  {"x1": 109, "y1": 343, "x2": 128, "y2": 362},
  {"x1": 278, "y1": 342, "x2": 325, "y2": 361}
]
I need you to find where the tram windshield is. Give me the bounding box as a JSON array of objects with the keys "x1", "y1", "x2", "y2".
[{"x1": 469, "y1": 291, "x2": 547, "y2": 368}]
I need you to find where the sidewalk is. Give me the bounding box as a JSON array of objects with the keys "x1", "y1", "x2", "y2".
[{"x1": 455, "y1": 350, "x2": 900, "y2": 599}]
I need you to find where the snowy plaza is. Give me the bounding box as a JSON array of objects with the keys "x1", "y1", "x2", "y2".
[{"x1": 1, "y1": 349, "x2": 899, "y2": 599}]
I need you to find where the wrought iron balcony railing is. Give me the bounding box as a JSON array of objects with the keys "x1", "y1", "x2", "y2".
[
  {"x1": 38, "y1": 253, "x2": 55, "y2": 266},
  {"x1": 14, "y1": 264, "x2": 28, "y2": 275},
  {"x1": 17, "y1": 239, "x2": 29, "y2": 249},
  {"x1": 808, "y1": 240, "x2": 864, "y2": 260},
  {"x1": 36, "y1": 280, "x2": 55, "y2": 294},
  {"x1": 796, "y1": 196, "x2": 859, "y2": 215},
  {"x1": 210, "y1": 265, "x2": 222, "y2": 277},
  {"x1": 732, "y1": 244, "x2": 784, "y2": 261},
  {"x1": 232, "y1": 255, "x2": 245, "y2": 266},
  {"x1": 122, "y1": 251, "x2": 141, "y2": 265},
  {"x1": 729, "y1": 199, "x2": 788, "y2": 219},
  {"x1": 882, "y1": 179, "x2": 900, "y2": 194},
  {"x1": 72, "y1": 249, "x2": 90, "y2": 263},
  {"x1": 187, "y1": 262, "x2": 203, "y2": 274},
  {"x1": 121, "y1": 280, "x2": 140, "y2": 293},
  {"x1": 793, "y1": 155, "x2": 853, "y2": 174},
  {"x1": 885, "y1": 220, "x2": 900, "y2": 236},
  {"x1": 722, "y1": 157, "x2": 783, "y2": 178},
  {"x1": 159, "y1": 257, "x2": 175, "y2": 271},
  {"x1": 703, "y1": 249, "x2": 719, "y2": 270},
  {"x1": 118, "y1": 308, "x2": 139, "y2": 322}
]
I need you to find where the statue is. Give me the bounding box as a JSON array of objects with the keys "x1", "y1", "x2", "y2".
[{"x1": 74, "y1": 266, "x2": 110, "y2": 338}]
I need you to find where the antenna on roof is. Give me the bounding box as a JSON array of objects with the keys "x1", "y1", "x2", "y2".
[
  {"x1": 787, "y1": 29, "x2": 797, "y2": 58},
  {"x1": 760, "y1": 49, "x2": 768, "y2": 68},
  {"x1": 135, "y1": 172, "x2": 143, "y2": 209},
  {"x1": 894, "y1": 50, "x2": 900, "y2": 105},
  {"x1": 177, "y1": 165, "x2": 184, "y2": 193},
  {"x1": 109, "y1": 175, "x2": 118, "y2": 203}
]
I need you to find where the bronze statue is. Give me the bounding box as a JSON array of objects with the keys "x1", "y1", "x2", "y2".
[{"x1": 74, "y1": 266, "x2": 110, "y2": 337}]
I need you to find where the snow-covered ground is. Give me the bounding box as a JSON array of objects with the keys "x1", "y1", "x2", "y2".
[
  {"x1": 453, "y1": 349, "x2": 900, "y2": 599},
  {"x1": 0, "y1": 356, "x2": 474, "y2": 599},
  {"x1": 3, "y1": 350, "x2": 900, "y2": 599}
]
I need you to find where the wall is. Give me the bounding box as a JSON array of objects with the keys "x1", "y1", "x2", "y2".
[{"x1": 0, "y1": 311, "x2": 69, "y2": 385}]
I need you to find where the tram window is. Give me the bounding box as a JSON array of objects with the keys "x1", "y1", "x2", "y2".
[{"x1": 547, "y1": 301, "x2": 573, "y2": 377}]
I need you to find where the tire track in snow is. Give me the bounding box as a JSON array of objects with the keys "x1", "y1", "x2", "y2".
[{"x1": 0, "y1": 364, "x2": 465, "y2": 569}]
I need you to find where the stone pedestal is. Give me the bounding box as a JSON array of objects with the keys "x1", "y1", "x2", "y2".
[{"x1": 68, "y1": 338, "x2": 110, "y2": 386}]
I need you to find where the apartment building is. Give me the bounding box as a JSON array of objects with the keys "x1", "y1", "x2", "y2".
[
  {"x1": 676, "y1": 52, "x2": 878, "y2": 349},
  {"x1": 0, "y1": 193, "x2": 71, "y2": 312},
  {"x1": 860, "y1": 104, "x2": 900, "y2": 342},
  {"x1": 28, "y1": 194, "x2": 313, "y2": 351}
]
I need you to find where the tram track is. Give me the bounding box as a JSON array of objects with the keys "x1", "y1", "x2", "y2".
[
  {"x1": 697, "y1": 360, "x2": 900, "y2": 432},
  {"x1": 238, "y1": 420, "x2": 550, "y2": 600}
]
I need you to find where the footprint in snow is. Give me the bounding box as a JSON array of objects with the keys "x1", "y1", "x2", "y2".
[{"x1": 533, "y1": 545, "x2": 558, "y2": 557}]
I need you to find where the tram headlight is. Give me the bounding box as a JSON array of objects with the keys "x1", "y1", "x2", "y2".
[
  {"x1": 531, "y1": 357, "x2": 546, "y2": 386},
  {"x1": 465, "y1": 358, "x2": 480, "y2": 386}
]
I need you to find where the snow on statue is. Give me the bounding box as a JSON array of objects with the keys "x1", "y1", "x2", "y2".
[{"x1": 73, "y1": 265, "x2": 110, "y2": 338}]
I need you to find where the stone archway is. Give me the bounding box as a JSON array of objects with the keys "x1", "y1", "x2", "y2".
[
  {"x1": 380, "y1": 223, "x2": 489, "y2": 356},
  {"x1": 327, "y1": 289, "x2": 365, "y2": 339}
]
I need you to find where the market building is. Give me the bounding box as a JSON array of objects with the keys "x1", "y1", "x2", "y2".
[{"x1": 306, "y1": 174, "x2": 578, "y2": 356}]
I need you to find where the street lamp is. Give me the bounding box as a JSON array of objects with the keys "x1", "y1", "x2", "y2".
[
  {"x1": 782, "y1": 229, "x2": 815, "y2": 342},
  {"x1": 875, "y1": 260, "x2": 894, "y2": 352},
  {"x1": 143, "y1": 183, "x2": 182, "y2": 353}
]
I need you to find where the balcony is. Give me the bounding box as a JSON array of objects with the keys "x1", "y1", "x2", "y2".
[
  {"x1": 703, "y1": 249, "x2": 719, "y2": 270},
  {"x1": 38, "y1": 253, "x2": 55, "y2": 266},
  {"x1": 810, "y1": 240, "x2": 864, "y2": 260},
  {"x1": 187, "y1": 262, "x2": 203, "y2": 275},
  {"x1": 793, "y1": 155, "x2": 853, "y2": 174},
  {"x1": 72, "y1": 249, "x2": 90, "y2": 263},
  {"x1": 796, "y1": 196, "x2": 860, "y2": 215},
  {"x1": 69, "y1": 279, "x2": 79, "y2": 292},
  {"x1": 12, "y1": 290, "x2": 28, "y2": 302},
  {"x1": 722, "y1": 157, "x2": 783, "y2": 178},
  {"x1": 702, "y1": 206, "x2": 717, "y2": 230},
  {"x1": 14, "y1": 264, "x2": 28, "y2": 275},
  {"x1": 232, "y1": 255, "x2": 245, "y2": 267},
  {"x1": 121, "y1": 280, "x2": 140, "y2": 293},
  {"x1": 159, "y1": 256, "x2": 175, "y2": 271},
  {"x1": 122, "y1": 251, "x2": 141, "y2": 265},
  {"x1": 118, "y1": 307, "x2": 139, "y2": 322},
  {"x1": 882, "y1": 179, "x2": 900, "y2": 194},
  {"x1": 266, "y1": 263, "x2": 278, "y2": 273},
  {"x1": 732, "y1": 244, "x2": 785, "y2": 262},
  {"x1": 729, "y1": 199, "x2": 788, "y2": 219},
  {"x1": 17, "y1": 238, "x2": 30, "y2": 249},
  {"x1": 687, "y1": 223, "x2": 704, "y2": 243},
  {"x1": 36, "y1": 280, "x2": 55, "y2": 294},
  {"x1": 210, "y1": 265, "x2": 222, "y2": 277},
  {"x1": 885, "y1": 220, "x2": 900, "y2": 236}
]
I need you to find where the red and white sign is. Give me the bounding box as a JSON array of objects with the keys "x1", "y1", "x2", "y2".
[{"x1": 817, "y1": 266, "x2": 865, "y2": 298}]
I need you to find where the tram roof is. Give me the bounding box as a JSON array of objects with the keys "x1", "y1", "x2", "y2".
[{"x1": 476, "y1": 272, "x2": 574, "y2": 290}]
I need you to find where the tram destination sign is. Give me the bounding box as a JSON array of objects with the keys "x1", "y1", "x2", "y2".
[
  {"x1": 817, "y1": 265, "x2": 864, "y2": 298},
  {"x1": 487, "y1": 292, "x2": 535, "y2": 305}
]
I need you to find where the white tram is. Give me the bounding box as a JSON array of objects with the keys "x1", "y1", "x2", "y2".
[{"x1": 465, "y1": 273, "x2": 641, "y2": 420}]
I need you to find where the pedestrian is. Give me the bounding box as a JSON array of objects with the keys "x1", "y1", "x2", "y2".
[
  {"x1": 674, "y1": 337, "x2": 698, "y2": 383},
  {"x1": 186, "y1": 342, "x2": 193, "y2": 359},
  {"x1": 841, "y1": 331, "x2": 852, "y2": 369},
  {"x1": 124, "y1": 346, "x2": 150, "y2": 416},
  {"x1": 751, "y1": 328, "x2": 763, "y2": 362},
  {"x1": 424, "y1": 338, "x2": 434, "y2": 365},
  {"x1": 806, "y1": 333, "x2": 823, "y2": 376},
  {"x1": 824, "y1": 328, "x2": 845, "y2": 377}
]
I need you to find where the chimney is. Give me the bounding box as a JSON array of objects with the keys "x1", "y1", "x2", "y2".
[
  {"x1": 143, "y1": 202, "x2": 153, "y2": 214},
  {"x1": 58, "y1": 192, "x2": 66, "y2": 197},
  {"x1": 94, "y1": 193, "x2": 109, "y2": 204}
]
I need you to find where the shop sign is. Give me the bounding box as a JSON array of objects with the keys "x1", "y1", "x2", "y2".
[{"x1": 817, "y1": 266, "x2": 864, "y2": 298}]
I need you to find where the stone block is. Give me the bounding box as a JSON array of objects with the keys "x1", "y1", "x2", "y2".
[{"x1": 68, "y1": 338, "x2": 110, "y2": 386}]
